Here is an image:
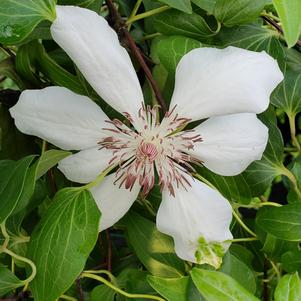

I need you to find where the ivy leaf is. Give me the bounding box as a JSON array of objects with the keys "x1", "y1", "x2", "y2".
[
  {"x1": 153, "y1": 9, "x2": 219, "y2": 41},
  {"x1": 0, "y1": 0, "x2": 56, "y2": 44},
  {"x1": 27, "y1": 188, "x2": 100, "y2": 301},
  {"x1": 281, "y1": 250, "x2": 301, "y2": 273},
  {"x1": 274, "y1": 273, "x2": 301, "y2": 301},
  {"x1": 157, "y1": 0, "x2": 192, "y2": 13},
  {"x1": 191, "y1": 0, "x2": 216, "y2": 14},
  {"x1": 214, "y1": 0, "x2": 267, "y2": 27},
  {"x1": 256, "y1": 204, "x2": 301, "y2": 241},
  {"x1": 0, "y1": 267, "x2": 23, "y2": 296},
  {"x1": 0, "y1": 155, "x2": 35, "y2": 223},
  {"x1": 191, "y1": 268, "x2": 260, "y2": 301},
  {"x1": 271, "y1": 69, "x2": 301, "y2": 115},
  {"x1": 217, "y1": 23, "x2": 285, "y2": 60},
  {"x1": 272, "y1": 0, "x2": 301, "y2": 48},
  {"x1": 36, "y1": 150, "x2": 71, "y2": 180},
  {"x1": 147, "y1": 275, "x2": 191, "y2": 301},
  {"x1": 121, "y1": 211, "x2": 185, "y2": 278}
]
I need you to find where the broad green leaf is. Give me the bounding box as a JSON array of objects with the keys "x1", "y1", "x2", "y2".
[
  {"x1": 0, "y1": 267, "x2": 23, "y2": 296},
  {"x1": 147, "y1": 276, "x2": 190, "y2": 301},
  {"x1": 191, "y1": 0, "x2": 216, "y2": 14},
  {"x1": 274, "y1": 273, "x2": 301, "y2": 301},
  {"x1": 214, "y1": 0, "x2": 267, "y2": 27},
  {"x1": 196, "y1": 167, "x2": 252, "y2": 204},
  {"x1": 256, "y1": 204, "x2": 301, "y2": 241},
  {"x1": 0, "y1": 0, "x2": 56, "y2": 44},
  {"x1": 0, "y1": 156, "x2": 35, "y2": 223},
  {"x1": 191, "y1": 268, "x2": 260, "y2": 301},
  {"x1": 281, "y1": 250, "x2": 301, "y2": 273},
  {"x1": 27, "y1": 188, "x2": 100, "y2": 301},
  {"x1": 287, "y1": 158, "x2": 301, "y2": 203},
  {"x1": 217, "y1": 23, "x2": 285, "y2": 60},
  {"x1": 121, "y1": 212, "x2": 185, "y2": 278},
  {"x1": 221, "y1": 253, "x2": 257, "y2": 294},
  {"x1": 58, "y1": 0, "x2": 104, "y2": 11},
  {"x1": 152, "y1": 35, "x2": 202, "y2": 73},
  {"x1": 90, "y1": 285, "x2": 115, "y2": 301},
  {"x1": 0, "y1": 104, "x2": 37, "y2": 160},
  {"x1": 36, "y1": 150, "x2": 71, "y2": 180},
  {"x1": 157, "y1": 0, "x2": 192, "y2": 13},
  {"x1": 272, "y1": 69, "x2": 301, "y2": 115},
  {"x1": 272, "y1": 0, "x2": 301, "y2": 47},
  {"x1": 242, "y1": 120, "x2": 284, "y2": 195},
  {"x1": 154, "y1": 10, "x2": 218, "y2": 41}
]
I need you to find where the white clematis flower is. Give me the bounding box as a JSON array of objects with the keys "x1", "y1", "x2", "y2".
[{"x1": 9, "y1": 5, "x2": 283, "y2": 267}]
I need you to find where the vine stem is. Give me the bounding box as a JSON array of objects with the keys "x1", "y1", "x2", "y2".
[
  {"x1": 4, "y1": 248, "x2": 37, "y2": 289},
  {"x1": 127, "y1": 0, "x2": 142, "y2": 30},
  {"x1": 226, "y1": 237, "x2": 258, "y2": 243},
  {"x1": 232, "y1": 209, "x2": 257, "y2": 238},
  {"x1": 288, "y1": 113, "x2": 301, "y2": 152},
  {"x1": 83, "y1": 269, "x2": 116, "y2": 282},
  {"x1": 105, "y1": 0, "x2": 168, "y2": 113},
  {"x1": 126, "y1": 6, "x2": 171, "y2": 25},
  {"x1": 278, "y1": 165, "x2": 301, "y2": 200},
  {"x1": 60, "y1": 295, "x2": 78, "y2": 301},
  {"x1": 81, "y1": 273, "x2": 166, "y2": 301}
]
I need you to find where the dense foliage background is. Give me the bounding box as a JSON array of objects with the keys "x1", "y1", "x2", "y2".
[{"x1": 0, "y1": 0, "x2": 301, "y2": 300}]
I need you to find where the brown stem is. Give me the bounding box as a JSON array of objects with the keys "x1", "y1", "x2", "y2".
[
  {"x1": 262, "y1": 16, "x2": 301, "y2": 47},
  {"x1": 105, "y1": 0, "x2": 168, "y2": 113},
  {"x1": 263, "y1": 258, "x2": 269, "y2": 301},
  {"x1": 76, "y1": 278, "x2": 85, "y2": 301},
  {"x1": 106, "y1": 229, "x2": 112, "y2": 272}
]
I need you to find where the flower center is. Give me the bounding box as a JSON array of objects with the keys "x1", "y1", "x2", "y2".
[{"x1": 98, "y1": 105, "x2": 202, "y2": 196}]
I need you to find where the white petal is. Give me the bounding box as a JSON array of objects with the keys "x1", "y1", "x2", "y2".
[
  {"x1": 190, "y1": 113, "x2": 268, "y2": 176},
  {"x1": 170, "y1": 46, "x2": 283, "y2": 121},
  {"x1": 9, "y1": 87, "x2": 109, "y2": 150},
  {"x1": 51, "y1": 5, "x2": 143, "y2": 125},
  {"x1": 58, "y1": 147, "x2": 113, "y2": 184},
  {"x1": 157, "y1": 179, "x2": 232, "y2": 265},
  {"x1": 91, "y1": 174, "x2": 140, "y2": 231}
]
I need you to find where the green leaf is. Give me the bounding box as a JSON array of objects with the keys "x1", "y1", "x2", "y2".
[
  {"x1": 281, "y1": 250, "x2": 301, "y2": 273},
  {"x1": 196, "y1": 168, "x2": 252, "y2": 204},
  {"x1": 214, "y1": 0, "x2": 267, "y2": 27},
  {"x1": 256, "y1": 204, "x2": 301, "y2": 241},
  {"x1": 58, "y1": 0, "x2": 104, "y2": 11},
  {"x1": 0, "y1": 267, "x2": 23, "y2": 296},
  {"x1": 0, "y1": 0, "x2": 56, "y2": 44},
  {"x1": 0, "y1": 58, "x2": 25, "y2": 89},
  {"x1": 191, "y1": 268, "x2": 260, "y2": 301},
  {"x1": 27, "y1": 188, "x2": 100, "y2": 301},
  {"x1": 221, "y1": 253, "x2": 257, "y2": 294},
  {"x1": 90, "y1": 285, "x2": 115, "y2": 301},
  {"x1": 147, "y1": 275, "x2": 190, "y2": 301},
  {"x1": 242, "y1": 120, "x2": 284, "y2": 195},
  {"x1": 121, "y1": 211, "x2": 185, "y2": 278},
  {"x1": 157, "y1": 0, "x2": 192, "y2": 13},
  {"x1": 152, "y1": 35, "x2": 203, "y2": 73},
  {"x1": 217, "y1": 23, "x2": 285, "y2": 60},
  {"x1": 274, "y1": 273, "x2": 301, "y2": 301},
  {"x1": 272, "y1": 0, "x2": 301, "y2": 48},
  {"x1": 0, "y1": 155, "x2": 35, "y2": 223},
  {"x1": 191, "y1": 0, "x2": 216, "y2": 14},
  {"x1": 153, "y1": 9, "x2": 218, "y2": 41},
  {"x1": 36, "y1": 150, "x2": 71, "y2": 180},
  {"x1": 272, "y1": 69, "x2": 301, "y2": 115}
]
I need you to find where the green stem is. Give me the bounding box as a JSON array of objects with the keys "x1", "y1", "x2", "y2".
[
  {"x1": 141, "y1": 32, "x2": 162, "y2": 41},
  {"x1": 232, "y1": 209, "x2": 257, "y2": 238},
  {"x1": 126, "y1": 6, "x2": 171, "y2": 25},
  {"x1": 41, "y1": 140, "x2": 47, "y2": 154},
  {"x1": 260, "y1": 11, "x2": 280, "y2": 22},
  {"x1": 83, "y1": 269, "x2": 116, "y2": 282},
  {"x1": 0, "y1": 222, "x2": 10, "y2": 251},
  {"x1": 128, "y1": 0, "x2": 143, "y2": 30},
  {"x1": 80, "y1": 165, "x2": 116, "y2": 190},
  {"x1": 279, "y1": 165, "x2": 301, "y2": 200},
  {"x1": 269, "y1": 260, "x2": 281, "y2": 281},
  {"x1": 59, "y1": 295, "x2": 78, "y2": 301},
  {"x1": 4, "y1": 248, "x2": 37, "y2": 289},
  {"x1": 81, "y1": 273, "x2": 166, "y2": 301},
  {"x1": 226, "y1": 237, "x2": 259, "y2": 243},
  {"x1": 193, "y1": 173, "x2": 216, "y2": 190},
  {"x1": 258, "y1": 202, "x2": 282, "y2": 208},
  {"x1": 288, "y1": 113, "x2": 301, "y2": 152}
]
